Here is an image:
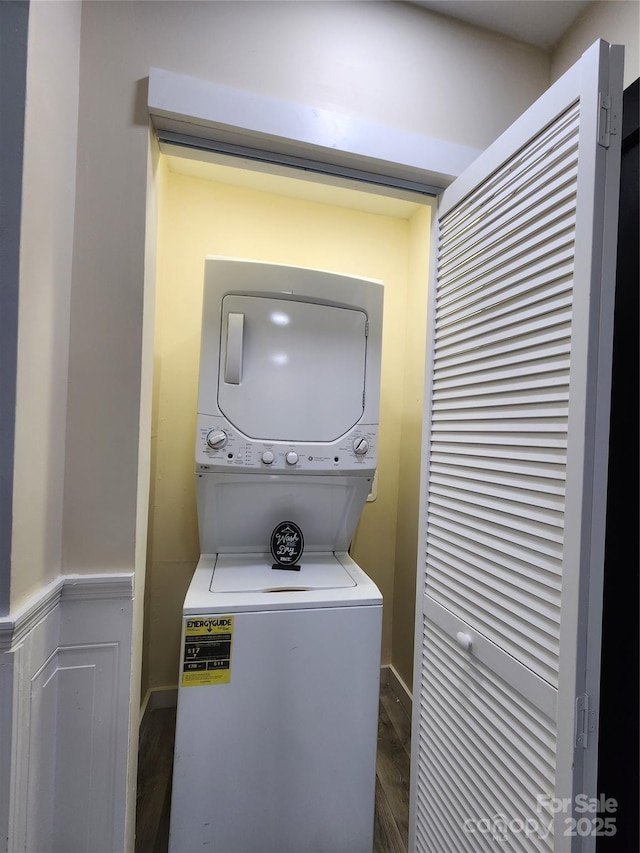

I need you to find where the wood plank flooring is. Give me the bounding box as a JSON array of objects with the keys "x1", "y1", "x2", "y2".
[{"x1": 136, "y1": 680, "x2": 411, "y2": 853}]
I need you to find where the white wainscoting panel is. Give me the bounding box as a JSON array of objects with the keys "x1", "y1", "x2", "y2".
[
  {"x1": 0, "y1": 643, "x2": 15, "y2": 852},
  {"x1": 1, "y1": 573, "x2": 133, "y2": 853}
]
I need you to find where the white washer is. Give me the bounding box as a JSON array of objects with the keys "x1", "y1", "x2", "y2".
[
  {"x1": 169, "y1": 259, "x2": 384, "y2": 853},
  {"x1": 170, "y1": 554, "x2": 382, "y2": 853}
]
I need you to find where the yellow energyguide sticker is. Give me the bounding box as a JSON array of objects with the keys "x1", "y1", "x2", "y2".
[{"x1": 182, "y1": 616, "x2": 234, "y2": 686}]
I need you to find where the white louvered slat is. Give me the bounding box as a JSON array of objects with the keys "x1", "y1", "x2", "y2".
[
  {"x1": 418, "y1": 68, "x2": 570, "y2": 853},
  {"x1": 424, "y1": 625, "x2": 556, "y2": 792},
  {"x1": 411, "y1": 43, "x2": 623, "y2": 853},
  {"x1": 437, "y1": 277, "x2": 574, "y2": 342},
  {"x1": 432, "y1": 326, "x2": 572, "y2": 377},
  {"x1": 438, "y1": 164, "x2": 579, "y2": 287},
  {"x1": 428, "y1": 459, "x2": 566, "y2": 494},
  {"x1": 436, "y1": 251, "x2": 575, "y2": 326},
  {"x1": 434, "y1": 309, "x2": 573, "y2": 363},
  {"x1": 437, "y1": 297, "x2": 573, "y2": 347},
  {"x1": 439, "y1": 178, "x2": 578, "y2": 276},
  {"x1": 431, "y1": 389, "x2": 570, "y2": 413},
  {"x1": 426, "y1": 517, "x2": 563, "y2": 588},
  {"x1": 428, "y1": 509, "x2": 562, "y2": 564},
  {"x1": 439, "y1": 168, "x2": 579, "y2": 272},
  {"x1": 438, "y1": 213, "x2": 577, "y2": 298},
  {"x1": 415, "y1": 621, "x2": 556, "y2": 852},
  {"x1": 429, "y1": 469, "x2": 565, "y2": 510},
  {"x1": 437, "y1": 105, "x2": 579, "y2": 248},
  {"x1": 425, "y1": 99, "x2": 576, "y2": 672}
]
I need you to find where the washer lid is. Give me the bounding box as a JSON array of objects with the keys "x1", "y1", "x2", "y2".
[{"x1": 210, "y1": 552, "x2": 356, "y2": 593}]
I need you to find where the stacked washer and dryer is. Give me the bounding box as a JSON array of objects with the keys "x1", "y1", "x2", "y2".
[{"x1": 169, "y1": 258, "x2": 384, "y2": 853}]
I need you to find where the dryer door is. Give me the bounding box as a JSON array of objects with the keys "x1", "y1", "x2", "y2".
[{"x1": 218, "y1": 295, "x2": 367, "y2": 441}]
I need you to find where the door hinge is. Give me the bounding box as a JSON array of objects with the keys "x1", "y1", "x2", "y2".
[
  {"x1": 575, "y1": 694, "x2": 596, "y2": 748},
  {"x1": 362, "y1": 390, "x2": 366, "y2": 407},
  {"x1": 597, "y1": 93, "x2": 620, "y2": 148},
  {"x1": 365, "y1": 320, "x2": 369, "y2": 337}
]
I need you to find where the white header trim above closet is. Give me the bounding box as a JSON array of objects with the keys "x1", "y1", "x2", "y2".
[{"x1": 147, "y1": 67, "x2": 482, "y2": 196}]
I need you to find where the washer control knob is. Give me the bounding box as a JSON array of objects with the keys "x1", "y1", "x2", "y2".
[
  {"x1": 285, "y1": 451, "x2": 299, "y2": 466},
  {"x1": 261, "y1": 450, "x2": 275, "y2": 465},
  {"x1": 206, "y1": 429, "x2": 228, "y2": 450},
  {"x1": 353, "y1": 437, "x2": 369, "y2": 456}
]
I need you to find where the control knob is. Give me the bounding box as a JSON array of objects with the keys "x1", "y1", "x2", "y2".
[
  {"x1": 261, "y1": 450, "x2": 275, "y2": 465},
  {"x1": 353, "y1": 437, "x2": 369, "y2": 456},
  {"x1": 206, "y1": 429, "x2": 228, "y2": 450},
  {"x1": 285, "y1": 451, "x2": 299, "y2": 466}
]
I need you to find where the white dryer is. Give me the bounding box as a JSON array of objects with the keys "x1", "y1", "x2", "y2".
[{"x1": 169, "y1": 258, "x2": 384, "y2": 853}]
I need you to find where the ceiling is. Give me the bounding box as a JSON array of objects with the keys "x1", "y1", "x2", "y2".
[{"x1": 410, "y1": 0, "x2": 593, "y2": 50}]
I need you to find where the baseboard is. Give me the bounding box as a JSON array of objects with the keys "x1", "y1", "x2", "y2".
[
  {"x1": 140, "y1": 686, "x2": 178, "y2": 724},
  {"x1": 381, "y1": 663, "x2": 413, "y2": 715}
]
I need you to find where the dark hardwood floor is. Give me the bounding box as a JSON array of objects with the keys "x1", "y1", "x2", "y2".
[{"x1": 136, "y1": 680, "x2": 411, "y2": 853}]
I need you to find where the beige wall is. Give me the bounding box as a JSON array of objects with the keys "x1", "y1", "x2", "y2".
[
  {"x1": 551, "y1": 0, "x2": 640, "y2": 87},
  {"x1": 60, "y1": 0, "x2": 551, "y2": 712},
  {"x1": 12, "y1": 2, "x2": 635, "y2": 845},
  {"x1": 11, "y1": 0, "x2": 81, "y2": 609},
  {"x1": 51, "y1": 0, "x2": 552, "y2": 705},
  {"x1": 15, "y1": 0, "x2": 636, "y2": 606},
  {"x1": 61, "y1": 0, "x2": 550, "y2": 580},
  {"x1": 21, "y1": 0, "x2": 640, "y2": 651},
  {"x1": 144, "y1": 161, "x2": 430, "y2": 691},
  {"x1": 13, "y1": 0, "x2": 633, "y2": 662},
  {"x1": 15, "y1": 5, "x2": 550, "y2": 840},
  {"x1": 391, "y1": 204, "x2": 432, "y2": 692}
]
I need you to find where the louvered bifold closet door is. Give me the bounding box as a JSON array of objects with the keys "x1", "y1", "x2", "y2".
[{"x1": 410, "y1": 42, "x2": 623, "y2": 853}]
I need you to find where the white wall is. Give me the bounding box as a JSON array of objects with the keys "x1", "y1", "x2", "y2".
[
  {"x1": 551, "y1": 0, "x2": 640, "y2": 87},
  {"x1": 8, "y1": 7, "x2": 134, "y2": 836},
  {"x1": 392, "y1": 203, "x2": 432, "y2": 691},
  {"x1": 9, "y1": 1, "x2": 635, "y2": 848},
  {"x1": 61, "y1": 8, "x2": 549, "y2": 844},
  {"x1": 15, "y1": 2, "x2": 551, "y2": 848},
  {"x1": 12, "y1": 0, "x2": 81, "y2": 609},
  {"x1": 62, "y1": 0, "x2": 550, "y2": 590}
]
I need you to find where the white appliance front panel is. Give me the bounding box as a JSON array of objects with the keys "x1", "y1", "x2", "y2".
[
  {"x1": 196, "y1": 472, "x2": 372, "y2": 554},
  {"x1": 196, "y1": 414, "x2": 378, "y2": 474},
  {"x1": 197, "y1": 258, "x2": 384, "y2": 477},
  {"x1": 218, "y1": 295, "x2": 367, "y2": 442},
  {"x1": 170, "y1": 601, "x2": 382, "y2": 853}
]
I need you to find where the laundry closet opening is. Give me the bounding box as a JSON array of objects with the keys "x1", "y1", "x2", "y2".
[{"x1": 141, "y1": 146, "x2": 434, "y2": 706}]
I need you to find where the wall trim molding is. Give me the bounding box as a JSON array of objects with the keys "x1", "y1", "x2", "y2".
[
  {"x1": 140, "y1": 686, "x2": 179, "y2": 724},
  {"x1": 380, "y1": 663, "x2": 413, "y2": 716},
  {"x1": 0, "y1": 576, "x2": 62, "y2": 650},
  {"x1": 61, "y1": 573, "x2": 134, "y2": 603},
  {"x1": 0, "y1": 572, "x2": 134, "y2": 651}
]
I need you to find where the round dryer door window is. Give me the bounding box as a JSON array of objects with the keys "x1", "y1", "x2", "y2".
[{"x1": 218, "y1": 295, "x2": 367, "y2": 442}]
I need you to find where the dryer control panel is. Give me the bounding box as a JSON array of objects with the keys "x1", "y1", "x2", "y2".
[{"x1": 196, "y1": 415, "x2": 377, "y2": 475}]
